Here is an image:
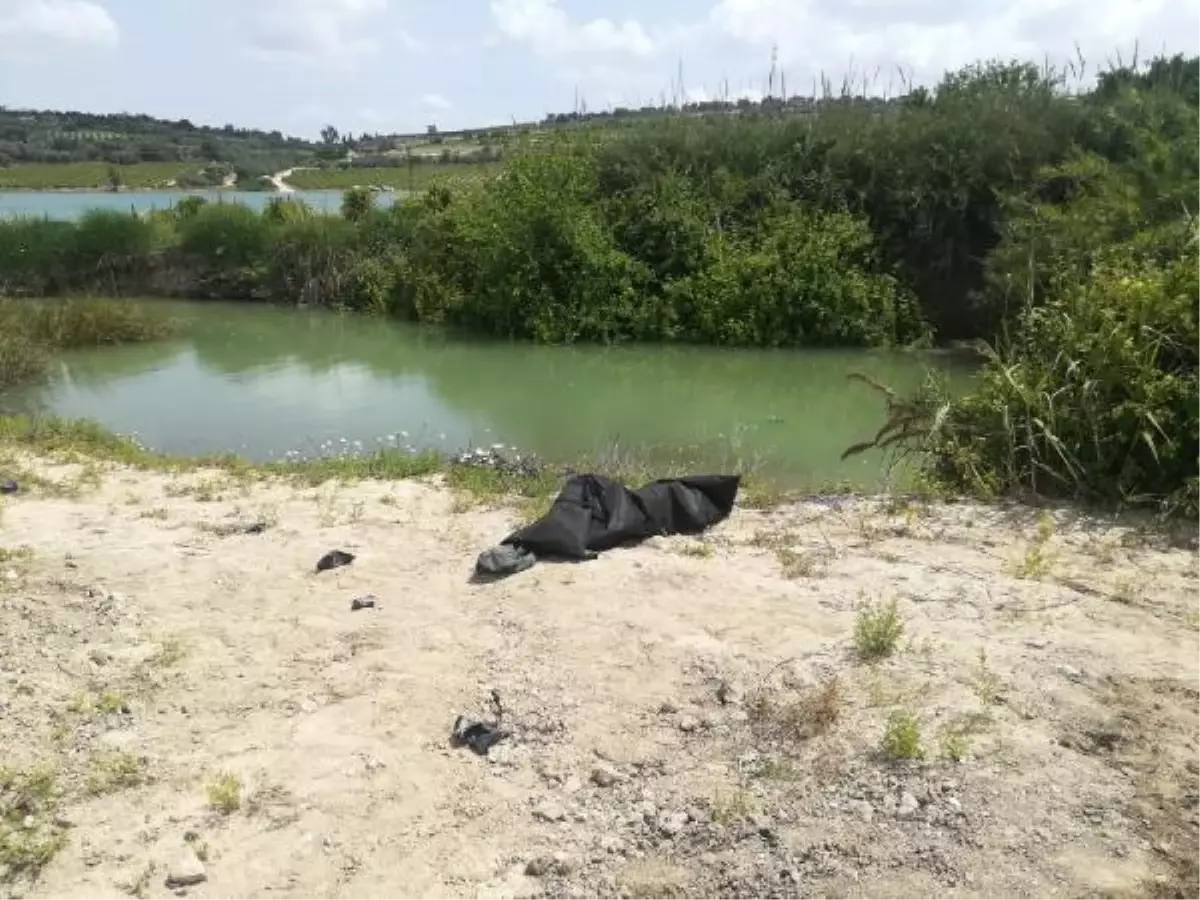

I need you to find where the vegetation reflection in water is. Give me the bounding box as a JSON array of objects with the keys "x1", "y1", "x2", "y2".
[{"x1": 4, "y1": 300, "x2": 973, "y2": 489}]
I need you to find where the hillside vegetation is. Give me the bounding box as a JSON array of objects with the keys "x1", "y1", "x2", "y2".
[{"x1": 0, "y1": 53, "x2": 1195, "y2": 513}]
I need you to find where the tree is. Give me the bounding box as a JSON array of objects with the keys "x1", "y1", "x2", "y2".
[
  {"x1": 320, "y1": 124, "x2": 340, "y2": 145},
  {"x1": 426, "y1": 123, "x2": 438, "y2": 135}
]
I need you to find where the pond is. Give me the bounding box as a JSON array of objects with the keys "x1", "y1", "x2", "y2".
[
  {"x1": 0, "y1": 190, "x2": 397, "y2": 220},
  {"x1": 2, "y1": 300, "x2": 975, "y2": 488}
]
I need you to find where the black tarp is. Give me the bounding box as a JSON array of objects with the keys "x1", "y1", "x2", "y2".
[{"x1": 474, "y1": 473, "x2": 740, "y2": 577}]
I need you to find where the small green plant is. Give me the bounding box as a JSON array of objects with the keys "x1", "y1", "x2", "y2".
[
  {"x1": 0, "y1": 765, "x2": 67, "y2": 876},
  {"x1": 85, "y1": 751, "x2": 145, "y2": 795},
  {"x1": 881, "y1": 709, "x2": 924, "y2": 760},
  {"x1": 1010, "y1": 512, "x2": 1057, "y2": 580},
  {"x1": 206, "y1": 771, "x2": 242, "y2": 814},
  {"x1": 0, "y1": 545, "x2": 34, "y2": 564},
  {"x1": 138, "y1": 507, "x2": 169, "y2": 520},
  {"x1": 939, "y1": 726, "x2": 972, "y2": 762},
  {"x1": 969, "y1": 648, "x2": 1000, "y2": 706},
  {"x1": 776, "y1": 547, "x2": 822, "y2": 578},
  {"x1": 678, "y1": 541, "x2": 714, "y2": 559},
  {"x1": 96, "y1": 691, "x2": 129, "y2": 714},
  {"x1": 710, "y1": 787, "x2": 752, "y2": 825},
  {"x1": 854, "y1": 597, "x2": 904, "y2": 660}
]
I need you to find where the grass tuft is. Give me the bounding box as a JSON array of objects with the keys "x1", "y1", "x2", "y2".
[
  {"x1": 205, "y1": 771, "x2": 242, "y2": 814},
  {"x1": 853, "y1": 597, "x2": 904, "y2": 661},
  {"x1": 881, "y1": 709, "x2": 924, "y2": 760}
]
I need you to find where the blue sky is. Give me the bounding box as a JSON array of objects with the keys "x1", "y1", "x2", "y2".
[{"x1": 1, "y1": 0, "x2": 1197, "y2": 138}]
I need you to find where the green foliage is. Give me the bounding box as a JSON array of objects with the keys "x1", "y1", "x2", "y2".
[
  {"x1": 340, "y1": 186, "x2": 375, "y2": 223},
  {"x1": 0, "y1": 298, "x2": 174, "y2": 387},
  {"x1": 853, "y1": 597, "x2": 905, "y2": 660},
  {"x1": 881, "y1": 709, "x2": 924, "y2": 760}
]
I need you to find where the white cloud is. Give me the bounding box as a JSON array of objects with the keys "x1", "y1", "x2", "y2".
[
  {"x1": 490, "y1": 0, "x2": 654, "y2": 59},
  {"x1": 0, "y1": 0, "x2": 118, "y2": 57},
  {"x1": 246, "y1": 0, "x2": 389, "y2": 67},
  {"x1": 709, "y1": 0, "x2": 1200, "y2": 92},
  {"x1": 418, "y1": 92, "x2": 452, "y2": 111}
]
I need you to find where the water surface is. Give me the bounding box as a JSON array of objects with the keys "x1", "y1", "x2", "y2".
[
  {"x1": 0, "y1": 190, "x2": 396, "y2": 220},
  {"x1": 4, "y1": 300, "x2": 973, "y2": 488}
]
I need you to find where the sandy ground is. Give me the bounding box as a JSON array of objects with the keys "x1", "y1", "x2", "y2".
[{"x1": 0, "y1": 460, "x2": 1197, "y2": 900}]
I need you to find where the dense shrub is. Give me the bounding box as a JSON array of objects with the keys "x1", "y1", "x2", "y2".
[{"x1": 925, "y1": 231, "x2": 1197, "y2": 514}]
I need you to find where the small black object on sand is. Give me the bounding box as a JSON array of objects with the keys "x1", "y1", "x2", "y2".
[
  {"x1": 315, "y1": 549, "x2": 355, "y2": 573},
  {"x1": 451, "y1": 690, "x2": 510, "y2": 755},
  {"x1": 0, "y1": 479, "x2": 17, "y2": 495},
  {"x1": 350, "y1": 594, "x2": 377, "y2": 611}
]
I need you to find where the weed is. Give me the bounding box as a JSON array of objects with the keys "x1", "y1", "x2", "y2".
[
  {"x1": 205, "y1": 771, "x2": 242, "y2": 814},
  {"x1": 747, "y1": 677, "x2": 842, "y2": 744},
  {"x1": 678, "y1": 541, "x2": 714, "y2": 559},
  {"x1": 138, "y1": 506, "x2": 169, "y2": 520},
  {"x1": 776, "y1": 547, "x2": 823, "y2": 578},
  {"x1": 881, "y1": 709, "x2": 924, "y2": 760},
  {"x1": 96, "y1": 690, "x2": 129, "y2": 714},
  {"x1": 969, "y1": 648, "x2": 1001, "y2": 706},
  {"x1": 853, "y1": 597, "x2": 904, "y2": 661},
  {"x1": 85, "y1": 751, "x2": 145, "y2": 795},
  {"x1": 710, "y1": 787, "x2": 752, "y2": 825},
  {"x1": 0, "y1": 545, "x2": 34, "y2": 564},
  {"x1": 1107, "y1": 575, "x2": 1140, "y2": 604},
  {"x1": 0, "y1": 765, "x2": 67, "y2": 876},
  {"x1": 939, "y1": 726, "x2": 972, "y2": 762},
  {"x1": 148, "y1": 634, "x2": 187, "y2": 667}
]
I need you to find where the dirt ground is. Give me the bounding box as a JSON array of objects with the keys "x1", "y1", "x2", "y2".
[{"x1": 0, "y1": 460, "x2": 1196, "y2": 900}]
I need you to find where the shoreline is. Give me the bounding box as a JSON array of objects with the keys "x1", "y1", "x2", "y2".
[{"x1": 0, "y1": 447, "x2": 1196, "y2": 898}]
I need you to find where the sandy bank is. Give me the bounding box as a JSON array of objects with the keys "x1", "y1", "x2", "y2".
[{"x1": 0, "y1": 459, "x2": 1196, "y2": 899}]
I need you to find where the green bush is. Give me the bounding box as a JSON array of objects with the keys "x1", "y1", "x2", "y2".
[
  {"x1": 664, "y1": 207, "x2": 924, "y2": 347},
  {"x1": 0, "y1": 218, "x2": 77, "y2": 295},
  {"x1": 926, "y1": 234, "x2": 1198, "y2": 514},
  {"x1": 178, "y1": 202, "x2": 269, "y2": 269}
]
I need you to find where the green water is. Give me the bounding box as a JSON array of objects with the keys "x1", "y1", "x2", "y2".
[{"x1": 4, "y1": 300, "x2": 974, "y2": 488}]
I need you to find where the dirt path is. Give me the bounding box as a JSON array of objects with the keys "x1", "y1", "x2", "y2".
[
  {"x1": 267, "y1": 168, "x2": 295, "y2": 193},
  {"x1": 0, "y1": 462, "x2": 1196, "y2": 899}
]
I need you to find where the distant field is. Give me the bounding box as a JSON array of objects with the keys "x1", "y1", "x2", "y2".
[
  {"x1": 0, "y1": 161, "x2": 198, "y2": 190},
  {"x1": 287, "y1": 160, "x2": 502, "y2": 190}
]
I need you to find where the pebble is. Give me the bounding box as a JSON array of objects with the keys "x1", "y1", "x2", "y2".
[
  {"x1": 164, "y1": 847, "x2": 207, "y2": 888},
  {"x1": 896, "y1": 792, "x2": 920, "y2": 819},
  {"x1": 947, "y1": 797, "x2": 962, "y2": 813},
  {"x1": 850, "y1": 800, "x2": 874, "y2": 822},
  {"x1": 1056, "y1": 664, "x2": 1084, "y2": 681},
  {"x1": 88, "y1": 648, "x2": 112, "y2": 666},
  {"x1": 590, "y1": 764, "x2": 624, "y2": 787},
  {"x1": 686, "y1": 806, "x2": 707, "y2": 823},
  {"x1": 658, "y1": 701, "x2": 679, "y2": 715},
  {"x1": 677, "y1": 715, "x2": 700, "y2": 733},
  {"x1": 532, "y1": 800, "x2": 566, "y2": 823},
  {"x1": 658, "y1": 811, "x2": 689, "y2": 838}
]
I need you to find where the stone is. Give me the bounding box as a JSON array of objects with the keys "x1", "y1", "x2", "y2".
[
  {"x1": 562, "y1": 775, "x2": 583, "y2": 794},
  {"x1": 677, "y1": 715, "x2": 700, "y2": 733},
  {"x1": 590, "y1": 764, "x2": 624, "y2": 788},
  {"x1": 658, "y1": 811, "x2": 689, "y2": 838},
  {"x1": 850, "y1": 800, "x2": 874, "y2": 823},
  {"x1": 686, "y1": 806, "x2": 707, "y2": 823},
  {"x1": 164, "y1": 847, "x2": 207, "y2": 888},
  {"x1": 896, "y1": 792, "x2": 920, "y2": 819},
  {"x1": 658, "y1": 700, "x2": 679, "y2": 715},
  {"x1": 946, "y1": 797, "x2": 962, "y2": 813},
  {"x1": 532, "y1": 800, "x2": 566, "y2": 823},
  {"x1": 88, "y1": 648, "x2": 112, "y2": 666}
]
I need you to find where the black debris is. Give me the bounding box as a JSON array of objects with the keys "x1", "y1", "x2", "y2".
[
  {"x1": 474, "y1": 473, "x2": 740, "y2": 578},
  {"x1": 315, "y1": 549, "x2": 355, "y2": 573},
  {"x1": 474, "y1": 544, "x2": 536, "y2": 578},
  {"x1": 350, "y1": 594, "x2": 377, "y2": 611},
  {"x1": 0, "y1": 479, "x2": 17, "y2": 495},
  {"x1": 451, "y1": 716, "x2": 511, "y2": 755}
]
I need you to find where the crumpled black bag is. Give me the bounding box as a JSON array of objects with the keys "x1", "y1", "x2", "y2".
[{"x1": 474, "y1": 473, "x2": 740, "y2": 577}]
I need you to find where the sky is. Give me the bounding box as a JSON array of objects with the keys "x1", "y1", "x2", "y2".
[{"x1": 0, "y1": 0, "x2": 1197, "y2": 138}]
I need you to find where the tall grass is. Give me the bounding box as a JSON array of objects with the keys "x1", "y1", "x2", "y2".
[{"x1": 0, "y1": 298, "x2": 175, "y2": 388}]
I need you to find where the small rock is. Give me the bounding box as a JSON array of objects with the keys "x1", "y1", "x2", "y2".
[
  {"x1": 637, "y1": 800, "x2": 658, "y2": 823},
  {"x1": 590, "y1": 764, "x2": 624, "y2": 788},
  {"x1": 1056, "y1": 664, "x2": 1083, "y2": 681},
  {"x1": 164, "y1": 847, "x2": 207, "y2": 888},
  {"x1": 658, "y1": 700, "x2": 679, "y2": 715},
  {"x1": 946, "y1": 797, "x2": 962, "y2": 813},
  {"x1": 562, "y1": 775, "x2": 583, "y2": 794},
  {"x1": 677, "y1": 715, "x2": 700, "y2": 733},
  {"x1": 1025, "y1": 638, "x2": 1049, "y2": 649},
  {"x1": 88, "y1": 648, "x2": 112, "y2": 666},
  {"x1": 849, "y1": 800, "x2": 874, "y2": 823},
  {"x1": 896, "y1": 792, "x2": 920, "y2": 819},
  {"x1": 658, "y1": 811, "x2": 689, "y2": 838},
  {"x1": 686, "y1": 806, "x2": 707, "y2": 823},
  {"x1": 3, "y1": 569, "x2": 17, "y2": 582},
  {"x1": 532, "y1": 800, "x2": 566, "y2": 823},
  {"x1": 350, "y1": 595, "x2": 377, "y2": 611},
  {"x1": 749, "y1": 812, "x2": 772, "y2": 832},
  {"x1": 22, "y1": 815, "x2": 34, "y2": 829}
]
